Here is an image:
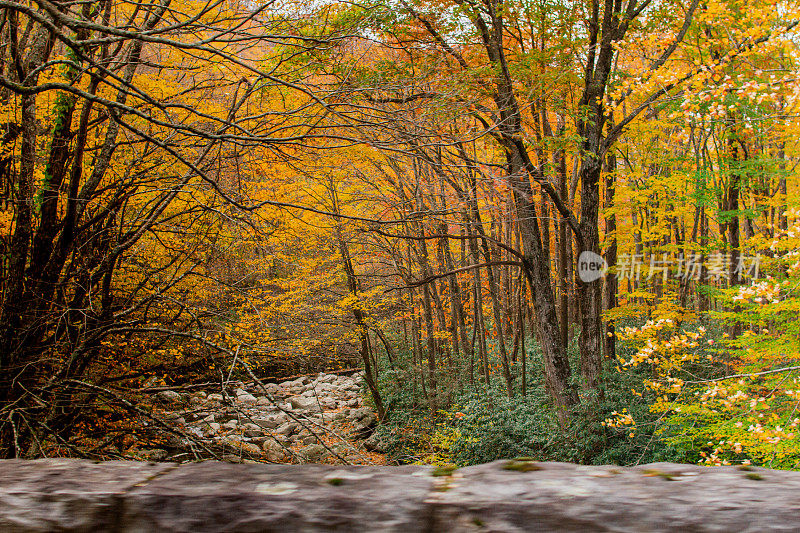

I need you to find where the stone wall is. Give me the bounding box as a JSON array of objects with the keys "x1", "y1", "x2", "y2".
[{"x1": 1, "y1": 458, "x2": 798, "y2": 532}]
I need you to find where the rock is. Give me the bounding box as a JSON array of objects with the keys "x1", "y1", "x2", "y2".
[
  {"x1": 289, "y1": 396, "x2": 322, "y2": 412},
  {"x1": 274, "y1": 422, "x2": 298, "y2": 437},
  {"x1": 236, "y1": 394, "x2": 258, "y2": 404},
  {"x1": 317, "y1": 373, "x2": 337, "y2": 383},
  {"x1": 349, "y1": 408, "x2": 376, "y2": 437},
  {"x1": 214, "y1": 412, "x2": 238, "y2": 424},
  {"x1": 298, "y1": 444, "x2": 329, "y2": 463},
  {"x1": 240, "y1": 442, "x2": 262, "y2": 456},
  {"x1": 133, "y1": 448, "x2": 169, "y2": 462},
  {"x1": 337, "y1": 377, "x2": 355, "y2": 387},
  {"x1": 119, "y1": 461, "x2": 433, "y2": 531},
  {"x1": 222, "y1": 420, "x2": 238, "y2": 430},
  {"x1": 256, "y1": 397, "x2": 272, "y2": 406},
  {"x1": 309, "y1": 382, "x2": 332, "y2": 393},
  {"x1": 348, "y1": 407, "x2": 374, "y2": 423},
  {"x1": 287, "y1": 378, "x2": 307, "y2": 390},
  {"x1": 218, "y1": 437, "x2": 261, "y2": 456},
  {"x1": 346, "y1": 398, "x2": 360, "y2": 407},
  {"x1": 305, "y1": 415, "x2": 323, "y2": 426},
  {"x1": 242, "y1": 423, "x2": 263, "y2": 438},
  {"x1": 363, "y1": 434, "x2": 386, "y2": 453},
  {"x1": 205, "y1": 422, "x2": 221, "y2": 435},
  {"x1": 20, "y1": 460, "x2": 800, "y2": 532},
  {"x1": 262, "y1": 440, "x2": 286, "y2": 462},
  {"x1": 156, "y1": 390, "x2": 182, "y2": 403},
  {"x1": 301, "y1": 435, "x2": 318, "y2": 446},
  {"x1": 321, "y1": 399, "x2": 337, "y2": 410},
  {"x1": 189, "y1": 395, "x2": 206, "y2": 407},
  {"x1": 201, "y1": 413, "x2": 215, "y2": 423},
  {"x1": 251, "y1": 415, "x2": 284, "y2": 430},
  {"x1": 207, "y1": 393, "x2": 224, "y2": 402}
]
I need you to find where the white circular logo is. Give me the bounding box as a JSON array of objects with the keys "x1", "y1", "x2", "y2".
[{"x1": 577, "y1": 251, "x2": 608, "y2": 283}]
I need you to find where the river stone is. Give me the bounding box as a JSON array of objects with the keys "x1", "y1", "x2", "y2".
[
  {"x1": 274, "y1": 422, "x2": 298, "y2": 436},
  {"x1": 299, "y1": 444, "x2": 329, "y2": 463},
  {"x1": 262, "y1": 440, "x2": 286, "y2": 462},
  {"x1": 242, "y1": 423, "x2": 263, "y2": 437},
  {"x1": 363, "y1": 434, "x2": 386, "y2": 453},
  {"x1": 134, "y1": 448, "x2": 170, "y2": 462},
  {"x1": 289, "y1": 396, "x2": 322, "y2": 412},
  {"x1": 321, "y1": 399, "x2": 337, "y2": 410},
  {"x1": 236, "y1": 393, "x2": 258, "y2": 404},
  {"x1": 156, "y1": 390, "x2": 182, "y2": 403},
  {"x1": 218, "y1": 437, "x2": 261, "y2": 456},
  {"x1": 252, "y1": 415, "x2": 284, "y2": 430},
  {"x1": 348, "y1": 407, "x2": 374, "y2": 422}
]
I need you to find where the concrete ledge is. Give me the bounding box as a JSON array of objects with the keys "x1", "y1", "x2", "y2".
[{"x1": 1, "y1": 459, "x2": 798, "y2": 532}]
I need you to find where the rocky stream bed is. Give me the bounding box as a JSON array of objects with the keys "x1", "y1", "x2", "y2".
[{"x1": 131, "y1": 371, "x2": 385, "y2": 465}]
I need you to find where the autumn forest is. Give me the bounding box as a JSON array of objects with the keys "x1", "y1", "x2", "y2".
[{"x1": 1, "y1": 0, "x2": 800, "y2": 469}]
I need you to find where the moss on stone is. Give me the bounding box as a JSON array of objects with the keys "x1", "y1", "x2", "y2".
[
  {"x1": 432, "y1": 464, "x2": 458, "y2": 477},
  {"x1": 503, "y1": 460, "x2": 543, "y2": 472}
]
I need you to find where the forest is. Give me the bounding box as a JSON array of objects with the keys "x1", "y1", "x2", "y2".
[{"x1": 1, "y1": 0, "x2": 799, "y2": 470}]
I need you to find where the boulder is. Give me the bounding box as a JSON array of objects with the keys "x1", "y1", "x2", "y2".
[
  {"x1": 274, "y1": 422, "x2": 298, "y2": 437},
  {"x1": 251, "y1": 415, "x2": 284, "y2": 430},
  {"x1": 236, "y1": 394, "x2": 258, "y2": 404},
  {"x1": 348, "y1": 407, "x2": 374, "y2": 423},
  {"x1": 133, "y1": 449, "x2": 169, "y2": 462},
  {"x1": 363, "y1": 434, "x2": 387, "y2": 453},
  {"x1": 218, "y1": 437, "x2": 261, "y2": 456},
  {"x1": 299, "y1": 444, "x2": 329, "y2": 463},
  {"x1": 289, "y1": 396, "x2": 322, "y2": 413},
  {"x1": 156, "y1": 391, "x2": 182, "y2": 404},
  {"x1": 241, "y1": 423, "x2": 263, "y2": 438},
  {"x1": 261, "y1": 440, "x2": 286, "y2": 462}
]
